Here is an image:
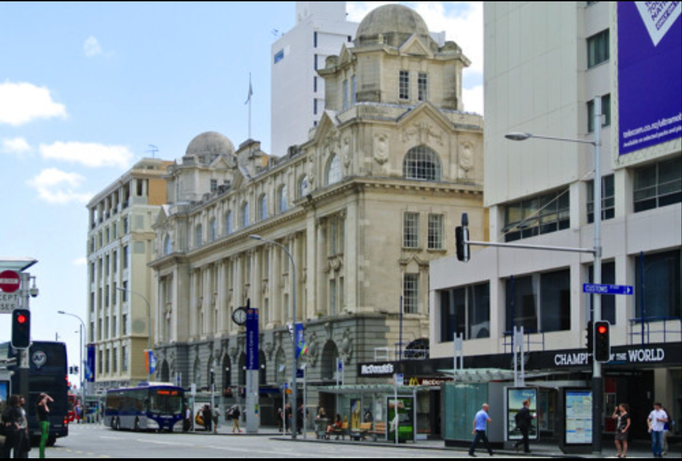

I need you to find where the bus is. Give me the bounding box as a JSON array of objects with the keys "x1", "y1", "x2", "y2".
[
  {"x1": 67, "y1": 392, "x2": 77, "y2": 423},
  {"x1": 1, "y1": 341, "x2": 69, "y2": 445},
  {"x1": 105, "y1": 384, "x2": 185, "y2": 432}
]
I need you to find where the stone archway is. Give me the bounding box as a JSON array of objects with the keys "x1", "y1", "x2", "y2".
[
  {"x1": 321, "y1": 341, "x2": 339, "y2": 381},
  {"x1": 160, "y1": 360, "x2": 170, "y2": 383}
]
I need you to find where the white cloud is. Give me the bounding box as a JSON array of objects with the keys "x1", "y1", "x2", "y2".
[
  {"x1": 463, "y1": 84, "x2": 484, "y2": 115},
  {"x1": 27, "y1": 168, "x2": 93, "y2": 205},
  {"x1": 0, "y1": 81, "x2": 67, "y2": 127},
  {"x1": 83, "y1": 36, "x2": 103, "y2": 58},
  {"x1": 72, "y1": 257, "x2": 88, "y2": 267},
  {"x1": 40, "y1": 142, "x2": 133, "y2": 169},
  {"x1": 1, "y1": 137, "x2": 32, "y2": 157}
]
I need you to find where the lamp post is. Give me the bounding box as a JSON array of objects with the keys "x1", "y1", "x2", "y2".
[
  {"x1": 505, "y1": 96, "x2": 603, "y2": 453},
  {"x1": 116, "y1": 287, "x2": 152, "y2": 382},
  {"x1": 250, "y1": 235, "x2": 298, "y2": 439},
  {"x1": 58, "y1": 310, "x2": 86, "y2": 419}
]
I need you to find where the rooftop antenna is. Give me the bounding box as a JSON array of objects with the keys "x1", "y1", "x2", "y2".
[
  {"x1": 145, "y1": 145, "x2": 159, "y2": 159},
  {"x1": 271, "y1": 29, "x2": 280, "y2": 37}
]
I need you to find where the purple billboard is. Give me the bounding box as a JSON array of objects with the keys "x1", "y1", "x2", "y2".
[{"x1": 618, "y1": 2, "x2": 681, "y2": 155}]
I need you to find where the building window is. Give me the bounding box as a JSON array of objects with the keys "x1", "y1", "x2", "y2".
[
  {"x1": 505, "y1": 269, "x2": 571, "y2": 333},
  {"x1": 112, "y1": 347, "x2": 117, "y2": 373},
  {"x1": 314, "y1": 77, "x2": 318, "y2": 93},
  {"x1": 428, "y1": 214, "x2": 444, "y2": 250},
  {"x1": 403, "y1": 212, "x2": 420, "y2": 249},
  {"x1": 122, "y1": 314, "x2": 128, "y2": 335},
  {"x1": 122, "y1": 346, "x2": 128, "y2": 372},
  {"x1": 123, "y1": 245, "x2": 129, "y2": 269},
  {"x1": 112, "y1": 250, "x2": 117, "y2": 272},
  {"x1": 399, "y1": 70, "x2": 410, "y2": 100},
  {"x1": 636, "y1": 249, "x2": 681, "y2": 320},
  {"x1": 299, "y1": 175, "x2": 310, "y2": 198},
  {"x1": 352, "y1": 76, "x2": 357, "y2": 105},
  {"x1": 274, "y1": 49, "x2": 284, "y2": 64},
  {"x1": 587, "y1": 29, "x2": 610, "y2": 68},
  {"x1": 279, "y1": 185, "x2": 288, "y2": 213},
  {"x1": 121, "y1": 281, "x2": 128, "y2": 302},
  {"x1": 439, "y1": 282, "x2": 491, "y2": 342},
  {"x1": 329, "y1": 215, "x2": 345, "y2": 256},
  {"x1": 314, "y1": 99, "x2": 318, "y2": 116},
  {"x1": 225, "y1": 211, "x2": 233, "y2": 236},
  {"x1": 504, "y1": 189, "x2": 570, "y2": 242},
  {"x1": 314, "y1": 31, "x2": 318, "y2": 48},
  {"x1": 327, "y1": 155, "x2": 342, "y2": 186},
  {"x1": 314, "y1": 54, "x2": 318, "y2": 70},
  {"x1": 210, "y1": 218, "x2": 217, "y2": 242},
  {"x1": 587, "y1": 94, "x2": 611, "y2": 132},
  {"x1": 242, "y1": 203, "x2": 250, "y2": 228},
  {"x1": 588, "y1": 262, "x2": 616, "y2": 324},
  {"x1": 330, "y1": 279, "x2": 337, "y2": 316},
  {"x1": 403, "y1": 146, "x2": 442, "y2": 181},
  {"x1": 343, "y1": 79, "x2": 349, "y2": 111},
  {"x1": 195, "y1": 224, "x2": 203, "y2": 248},
  {"x1": 259, "y1": 194, "x2": 268, "y2": 221},
  {"x1": 587, "y1": 175, "x2": 615, "y2": 223},
  {"x1": 418, "y1": 73, "x2": 428, "y2": 102},
  {"x1": 403, "y1": 273, "x2": 420, "y2": 314},
  {"x1": 210, "y1": 180, "x2": 218, "y2": 193},
  {"x1": 634, "y1": 156, "x2": 682, "y2": 212}
]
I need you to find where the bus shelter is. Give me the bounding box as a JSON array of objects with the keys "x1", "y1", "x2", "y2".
[{"x1": 316, "y1": 384, "x2": 439, "y2": 443}]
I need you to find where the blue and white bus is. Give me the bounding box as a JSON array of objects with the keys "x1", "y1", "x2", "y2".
[{"x1": 105, "y1": 384, "x2": 185, "y2": 432}]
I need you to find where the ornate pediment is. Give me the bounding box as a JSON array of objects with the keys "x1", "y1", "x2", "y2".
[{"x1": 400, "y1": 34, "x2": 434, "y2": 58}]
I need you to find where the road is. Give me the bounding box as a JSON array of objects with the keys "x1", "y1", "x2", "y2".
[{"x1": 47, "y1": 424, "x2": 477, "y2": 459}]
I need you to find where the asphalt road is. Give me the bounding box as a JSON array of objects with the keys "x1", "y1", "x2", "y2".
[{"x1": 46, "y1": 424, "x2": 471, "y2": 459}]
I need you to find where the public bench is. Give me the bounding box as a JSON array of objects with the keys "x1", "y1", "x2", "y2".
[
  {"x1": 367, "y1": 422, "x2": 386, "y2": 442},
  {"x1": 349, "y1": 422, "x2": 372, "y2": 441},
  {"x1": 327, "y1": 422, "x2": 349, "y2": 440}
]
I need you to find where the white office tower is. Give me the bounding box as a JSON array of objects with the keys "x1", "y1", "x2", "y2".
[{"x1": 271, "y1": 2, "x2": 359, "y2": 158}]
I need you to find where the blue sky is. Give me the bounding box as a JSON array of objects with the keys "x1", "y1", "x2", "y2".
[{"x1": 0, "y1": 2, "x2": 483, "y2": 382}]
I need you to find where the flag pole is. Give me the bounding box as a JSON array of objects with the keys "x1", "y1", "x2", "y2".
[{"x1": 246, "y1": 73, "x2": 253, "y2": 140}]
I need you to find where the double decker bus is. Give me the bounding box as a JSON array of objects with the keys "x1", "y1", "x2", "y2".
[
  {"x1": 1, "y1": 341, "x2": 69, "y2": 445},
  {"x1": 105, "y1": 384, "x2": 185, "y2": 432}
]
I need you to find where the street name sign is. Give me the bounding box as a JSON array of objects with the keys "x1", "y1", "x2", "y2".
[{"x1": 583, "y1": 284, "x2": 634, "y2": 295}]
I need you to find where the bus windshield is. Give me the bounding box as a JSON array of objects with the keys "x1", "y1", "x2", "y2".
[{"x1": 149, "y1": 389, "x2": 183, "y2": 415}]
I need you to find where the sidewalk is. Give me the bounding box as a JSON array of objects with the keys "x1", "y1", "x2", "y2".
[{"x1": 194, "y1": 425, "x2": 680, "y2": 458}]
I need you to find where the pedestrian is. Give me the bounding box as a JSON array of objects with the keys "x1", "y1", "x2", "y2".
[
  {"x1": 277, "y1": 407, "x2": 284, "y2": 432},
  {"x1": 661, "y1": 406, "x2": 672, "y2": 456},
  {"x1": 612, "y1": 403, "x2": 631, "y2": 458},
  {"x1": 2, "y1": 395, "x2": 22, "y2": 458},
  {"x1": 285, "y1": 404, "x2": 292, "y2": 433},
  {"x1": 182, "y1": 405, "x2": 191, "y2": 432},
  {"x1": 469, "y1": 403, "x2": 493, "y2": 457},
  {"x1": 36, "y1": 393, "x2": 54, "y2": 459},
  {"x1": 296, "y1": 404, "x2": 308, "y2": 435},
  {"x1": 514, "y1": 399, "x2": 535, "y2": 454},
  {"x1": 648, "y1": 402, "x2": 668, "y2": 458},
  {"x1": 212, "y1": 405, "x2": 220, "y2": 434},
  {"x1": 18, "y1": 396, "x2": 30, "y2": 458},
  {"x1": 231, "y1": 405, "x2": 242, "y2": 433},
  {"x1": 202, "y1": 405, "x2": 213, "y2": 433}
]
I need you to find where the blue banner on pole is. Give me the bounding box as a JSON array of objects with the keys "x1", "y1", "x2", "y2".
[
  {"x1": 246, "y1": 308, "x2": 259, "y2": 371},
  {"x1": 295, "y1": 322, "x2": 306, "y2": 359},
  {"x1": 86, "y1": 344, "x2": 95, "y2": 382}
]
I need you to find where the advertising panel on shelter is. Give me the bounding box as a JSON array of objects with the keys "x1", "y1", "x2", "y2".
[{"x1": 618, "y1": 2, "x2": 681, "y2": 155}]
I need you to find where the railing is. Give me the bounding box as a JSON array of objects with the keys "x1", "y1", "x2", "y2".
[
  {"x1": 503, "y1": 329, "x2": 546, "y2": 354},
  {"x1": 628, "y1": 316, "x2": 682, "y2": 345}
]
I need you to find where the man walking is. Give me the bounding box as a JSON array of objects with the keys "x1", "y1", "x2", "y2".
[
  {"x1": 648, "y1": 402, "x2": 669, "y2": 458},
  {"x1": 514, "y1": 399, "x2": 535, "y2": 453},
  {"x1": 469, "y1": 403, "x2": 494, "y2": 457}
]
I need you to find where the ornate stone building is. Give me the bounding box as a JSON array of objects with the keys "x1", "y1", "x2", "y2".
[{"x1": 149, "y1": 5, "x2": 485, "y2": 418}]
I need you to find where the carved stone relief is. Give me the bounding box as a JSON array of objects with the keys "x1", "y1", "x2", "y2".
[{"x1": 373, "y1": 133, "x2": 390, "y2": 165}]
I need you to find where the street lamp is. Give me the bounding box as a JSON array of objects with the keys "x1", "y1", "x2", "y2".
[
  {"x1": 505, "y1": 97, "x2": 604, "y2": 453},
  {"x1": 116, "y1": 287, "x2": 152, "y2": 382},
  {"x1": 249, "y1": 234, "x2": 298, "y2": 439},
  {"x1": 58, "y1": 310, "x2": 86, "y2": 416}
]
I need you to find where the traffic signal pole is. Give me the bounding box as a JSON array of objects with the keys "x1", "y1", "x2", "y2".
[{"x1": 18, "y1": 272, "x2": 31, "y2": 406}]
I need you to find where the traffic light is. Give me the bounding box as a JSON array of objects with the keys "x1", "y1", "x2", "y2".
[
  {"x1": 586, "y1": 320, "x2": 594, "y2": 352},
  {"x1": 11, "y1": 309, "x2": 31, "y2": 349},
  {"x1": 594, "y1": 321, "x2": 611, "y2": 362},
  {"x1": 456, "y1": 213, "x2": 470, "y2": 262}
]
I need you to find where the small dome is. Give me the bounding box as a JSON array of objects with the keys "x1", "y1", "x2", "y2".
[
  {"x1": 185, "y1": 132, "x2": 235, "y2": 161},
  {"x1": 355, "y1": 4, "x2": 431, "y2": 49}
]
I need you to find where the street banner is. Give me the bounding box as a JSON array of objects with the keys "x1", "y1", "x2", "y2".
[
  {"x1": 86, "y1": 344, "x2": 95, "y2": 382},
  {"x1": 146, "y1": 350, "x2": 157, "y2": 375},
  {"x1": 246, "y1": 308, "x2": 259, "y2": 371},
  {"x1": 295, "y1": 322, "x2": 307, "y2": 359}
]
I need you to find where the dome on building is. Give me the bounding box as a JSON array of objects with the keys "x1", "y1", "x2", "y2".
[
  {"x1": 355, "y1": 4, "x2": 432, "y2": 49},
  {"x1": 185, "y1": 131, "x2": 235, "y2": 162}
]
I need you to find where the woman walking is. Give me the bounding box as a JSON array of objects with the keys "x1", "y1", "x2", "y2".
[
  {"x1": 612, "y1": 403, "x2": 631, "y2": 458},
  {"x1": 37, "y1": 393, "x2": 54, "y2": 459},
  {"x1": 2, "y1": 394, "x2": 23, "y2": 458}
]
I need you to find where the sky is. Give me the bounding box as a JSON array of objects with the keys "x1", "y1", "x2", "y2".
[{"x1": 0, "y1": 1, "x2": 483, "y2": 384}]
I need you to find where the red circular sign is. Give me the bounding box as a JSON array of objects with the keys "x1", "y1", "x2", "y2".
[{"x1": 0, "y1": 270, "x2": 21, "y2": 293}]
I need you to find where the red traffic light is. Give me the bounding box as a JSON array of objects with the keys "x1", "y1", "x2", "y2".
[
  {"x1": 597, "y1": 324, "x2": 608, "y2": 335},
  {"x1": 17, "y1": 314, "x2": 28, "y2": 324}
]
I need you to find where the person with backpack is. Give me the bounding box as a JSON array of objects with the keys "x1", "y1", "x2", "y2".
[
  {"x1": 514, "y1": 399, "x2": 535, "y2": 454},
  {"x1": 230, "y1": 405, "x2": 242, "y2": 433}
]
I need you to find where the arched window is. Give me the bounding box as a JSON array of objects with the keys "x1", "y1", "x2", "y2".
[
  {"x1": 327, "y1": 155, "x2": 342, "y2": 186},
  {"x1": 259, "y1": 194, "x2": 267, "y2": 221},
  {"x1": 195, "y1": 224, "x2": 203, "y2": 248},
  {"x1": 299, "y1": 175, "x2": 310, "y2": 198},
  {"x1": 164, "y1": 234, "x2": 172, "y2": 256},
  {"x1": 225, "y1": 211, "x2": 233, "y2": 236},
  {"x1": 278, "y1": 185, "x2": 288, "y2": 213},
  {"x1": 210, "y1": 218, "x2": 217, "y2": 242},
  {"x1": 403, "y1": 146, "x2": 442, "y2": 181},
  {"x1": 242, "y1": 203, "x2": 250, "y2": 229}
]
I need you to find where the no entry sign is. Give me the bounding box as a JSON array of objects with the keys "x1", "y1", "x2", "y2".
[{"x1": 0, "y1": 270, "x2": 21, "y2": 293}]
